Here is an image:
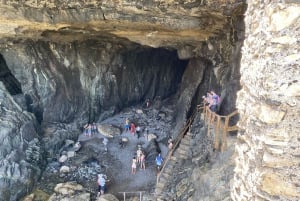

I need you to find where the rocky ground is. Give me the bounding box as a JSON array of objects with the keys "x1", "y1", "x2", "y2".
[{"x1": 34, "y1": 98, "x2": 176, "y2": 200}]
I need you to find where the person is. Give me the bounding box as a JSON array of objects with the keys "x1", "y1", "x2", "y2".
[
  {"x1": 155, "y1": 153, "x2": 163, "y2": 173},
  {"x1": 136, "y1": 145, "x2": 143, "y2": 164},
  {"x1": 136, "y1": 126, "x2": 141, "y2": 138},
  {"x1": 84, "y1": 123, "x2": 91, "y2": 137},
  {"x1": 145, "y1": 98, "x2": 150, "y2": 108},
  {"x1": 132, "y1": 156, "x2": 137, "y2": 174},
  {"x1": 168, "y1": 137, "x2": 173, "y2": 150},
  {"x1": 130, "y1": 122, "x2": 136, "y2": 136},
  {"x1": 140, "y1": 151, "x2": 146, "y2": 170},
  {"x1": 144, "y1": 128, "x2": 149, "y2": 141},
  {"x1": 209, "y1": 91, "x2": 220, "y2": 112},
  {"x1": 124, "y1": 118, "x2": 130, "y2": 132},
  {"x1": 202, "y1": 95, "x2": 209, "y2": 105},
  {"x1": 103, "y1": 138, "x2": 108, "y2": 152},
  {"x1": 97, "y1": 174, "x2": 109, "y2": 197},
  {"x1": 92, "y1": 122, "x2": 97, "y2": 135}
]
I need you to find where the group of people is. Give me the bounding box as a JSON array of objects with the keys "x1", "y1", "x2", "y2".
[
  {"x1": 124, "y1": 118, "x2": 142, "y2": 138},
  {"x1": 202, "y1": 90, "x2": 221, "y2": 112},
  {"x1": 132, "y1": 145, "x2": 146, "y2": 174},
  {"x1": 83, "y1": 122, "x2": 98, "y2": 137}
]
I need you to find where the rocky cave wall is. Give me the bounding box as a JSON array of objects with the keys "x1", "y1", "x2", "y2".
[
  {"x1": 0, "y1": 1, "x2": 246, "y2": 200},
  {"x1": 0, "y1": 39, "x2": 189, "y2": 200},
  {"x1": 233, "y1": 1, "x2": 300, "y2": 201}
]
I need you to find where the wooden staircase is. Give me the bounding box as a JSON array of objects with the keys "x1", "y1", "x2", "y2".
[{"x1": 154, "y1": 105, "x2": 239, "y2": 200}]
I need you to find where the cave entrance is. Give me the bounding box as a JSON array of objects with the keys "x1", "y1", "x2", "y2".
[{"x1": 0, "y1": 54, "x2": 22, "y2": 95}]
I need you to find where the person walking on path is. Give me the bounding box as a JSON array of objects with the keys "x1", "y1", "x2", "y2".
[
  {"x1": 140, "y1": 151, "x2": 146, "y2": 170},
  {"x1": 155, "y1": 153, "x2": 163, "y2": 173},
  {"x1": 132, "y1": 156, "x2": 137, "y2": 174},
  {"x1": 136, "y1": 146, "x2": 143, "y2": 164}
]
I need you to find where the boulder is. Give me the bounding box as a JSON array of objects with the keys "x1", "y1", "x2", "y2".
[
  {"x1": 59, "y1": 165, "x2": 70, "y2": 173},
  {"x1": 67, "y1": 151, "x2": 76, "y2": 158},
  {"x1": 97, "y1": 124, "x2": 121, "y2": 138},
  {"x1": 147, "y1": 133, "x2": 157, "y2": 141},
  {"x1": 49, "y1": 182, "x2": 90, "y2": 201},
  {"x1": 54, "y1": 182, "x2": 84, "y2": 195},
  {"x1": 59, "y1": 155, "x2": 68, "y2": 163},
  {"x1": 97, "y1": 194, "x2": 119, "y2": 201}
]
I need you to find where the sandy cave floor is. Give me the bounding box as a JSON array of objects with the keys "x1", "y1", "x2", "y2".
[{"x1": 36, "y1": 100, "x2": 175, "y2": 200}]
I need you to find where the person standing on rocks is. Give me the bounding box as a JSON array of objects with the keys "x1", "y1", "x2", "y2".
[
  {"x1": 84, "y1": 123, "x2": 91, "y2": 137},
  {"x1": 103, "y1": 137, "x2": 108, "y2": 152},
  {"x1": 136, "y1": 125, "x2": 141, "y2": 138},
  {"x1": 124, "y1": 118, "x2": 130, "y2": 132},
  {"x1": 132, "y1": 156, "x2": 137, "y2": 174},
  {"x1": 130, "y1": 122, "x2": 136, "y2": 136},
  {"x1": 97, "y1": 174, "x2": 109, "y2": 197},
  {"x1": 92, "y1": 122, "x2": 97, "y2": 135}
]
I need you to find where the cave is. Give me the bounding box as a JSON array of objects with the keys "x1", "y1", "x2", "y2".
[
  {"x1": 0, "y1": 54, "x2": 22, "y2": 95},
  {"x1": 0, "y1": 1, "x2": 299, "y2": 201}
]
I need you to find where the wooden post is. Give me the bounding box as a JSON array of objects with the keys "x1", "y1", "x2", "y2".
[
  {"x1": 140, "y1": 192, "x2": 142, "y2": 201},
  {"x1": 214, "y1": 116, "x2": 221, "y2": 151},
  {"x1": 123, "y1": 192, "x2": 126, "y2": 201},
  {"x1": 221, "y1": 116, "x2": 230, "y2": 152}
]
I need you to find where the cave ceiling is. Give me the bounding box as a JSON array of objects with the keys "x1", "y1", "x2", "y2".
[{"x1": 0, "y1": 0, "x2": 246, "y2": 50}]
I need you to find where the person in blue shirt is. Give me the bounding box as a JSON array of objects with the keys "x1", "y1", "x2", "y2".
[{"x1": 156, "y1": 153, "x2": 163, "y2": 173}]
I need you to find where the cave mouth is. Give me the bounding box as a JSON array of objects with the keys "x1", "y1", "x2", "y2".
[{"x1": 0, "y1": 54, "x2": 22, "y2": 95}]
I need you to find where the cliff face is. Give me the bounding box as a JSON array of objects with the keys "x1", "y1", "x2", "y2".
[
  {"x1": 0, "y1": 1, "x2": 246, "y2": 200},
  {"x1": 233, "y1": 1, "x2": 300, "y2": 201}
]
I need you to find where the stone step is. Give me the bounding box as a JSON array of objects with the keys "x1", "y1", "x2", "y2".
[
  {"x1": 180, "y1": 138, "x2": 191, "y2": 146},
  {"x1": 177, "y1": 148, "x2": 189, "y2": 155},
  {"x1": 179, "y1": 144, "x2": 190, "y2": 151},
  {"x1": 155, "y1": 188, "x2": 163, "y2": 195},
  {"x1": 156, "y1": 181, "x2": 165, "y2": 189},
  {"x1": 170, "y1": 156, "x2": 177, "y2": 161},
  {"x1": 156, "y1": 197, "x2": 165, "y2": 201},
  {"x1": 159, "y1": 176, "x2": 169, "y2": 183},
  {"x1": 163, "y1": 166, "x2": 173, "y2": 174}
]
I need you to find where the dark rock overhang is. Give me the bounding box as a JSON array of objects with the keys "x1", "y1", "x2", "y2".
[{"x1": 0, "y1": 0, "x2": 247, "y2": 50}]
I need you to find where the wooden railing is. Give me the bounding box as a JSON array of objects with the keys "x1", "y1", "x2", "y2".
[
  {"x1": 118, "y1": 191, "x2": 145, "y2": 201},
  {"x1": 156, "y1": 104, "x2": 238, "y2": 185},
  {"x1": 203, "y1": 105, "x2": 239, "y2": 152},
  {"x1": 156, "y1": 106, "x2": 203, "y2": 184}
]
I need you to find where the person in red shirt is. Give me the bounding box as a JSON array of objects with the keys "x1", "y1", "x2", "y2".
[{"x1": 130, "y1": 123, "x2": 136, "y2": 136}]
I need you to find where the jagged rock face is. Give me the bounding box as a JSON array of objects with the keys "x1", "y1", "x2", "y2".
[
  {"x1": 0, "y1": 1, "x2": 246, "y2": 201},
  {"x1": 0, "y1": 82, "x2": 42, "y2": 200},
  {"x1": 233, "y1": 1, "x2": 300, "y2": 201}
]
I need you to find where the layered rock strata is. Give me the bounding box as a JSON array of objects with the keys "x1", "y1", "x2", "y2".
[{"x1": 233, "y1": 1, "x2": 300, "y2": 201}]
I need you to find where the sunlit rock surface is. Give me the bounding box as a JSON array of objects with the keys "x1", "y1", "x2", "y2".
[{"x1": 233, "y1": 1, "x2": 300, "y2": 201}]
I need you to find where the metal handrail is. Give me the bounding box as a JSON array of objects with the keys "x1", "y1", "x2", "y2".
[{"x1": 118, "y1": 191, "x2": 146, "y2": 201}]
